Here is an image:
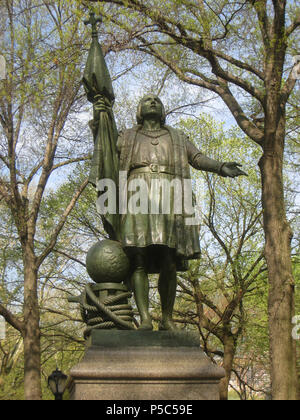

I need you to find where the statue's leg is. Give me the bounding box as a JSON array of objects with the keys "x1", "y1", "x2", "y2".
[
  {"x1": 131, "y1": 250, "x2": 153, "y2": 331},
  {"x1": 158, "y1": 247, "x2": 178, "y2": 331}
]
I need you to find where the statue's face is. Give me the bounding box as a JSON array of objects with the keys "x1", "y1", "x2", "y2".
[{"x1": 140, "y1": 95, "x2": 163, "y2": 120}]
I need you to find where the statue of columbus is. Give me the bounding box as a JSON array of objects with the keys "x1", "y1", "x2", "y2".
[{"x1": 83, "y1": 13, "x2": 247, "y2": 331}]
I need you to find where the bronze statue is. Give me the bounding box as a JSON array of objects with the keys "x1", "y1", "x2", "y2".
[{"x1": 82, "y1": 13, "x2": 247, "y2": 332}]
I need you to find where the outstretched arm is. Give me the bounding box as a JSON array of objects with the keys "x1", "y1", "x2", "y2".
[
  {"x1": 187, "y1": 140, "x2": 247, "y2": 178},
  {"x1": 221, "y1": 162, "x2": 248, "y2": 178}
]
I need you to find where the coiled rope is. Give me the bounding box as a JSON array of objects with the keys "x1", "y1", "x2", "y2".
[{"x1": 75, "y1": 284, "x2": 135, "y2": 339}]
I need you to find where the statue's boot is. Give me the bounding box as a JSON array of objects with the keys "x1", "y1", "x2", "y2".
[
  {"x1": 131, "y1": 266, "x2": 153, "y2": 331},
  {"x1": 138, "y1": 317, "x2": 153, "y2": 331},
  {"x1": 158, "y1": 248, "x2": 178, "y2": 332},
  {"x1": 159, "y1": 317, "x2": 178, "y2": 331}
]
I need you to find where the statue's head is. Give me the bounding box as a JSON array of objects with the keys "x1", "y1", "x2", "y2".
[{"x1": 136, "y1": 94, "x2": 166, "y2": 126}]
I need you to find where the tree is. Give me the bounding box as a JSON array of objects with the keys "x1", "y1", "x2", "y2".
[
  {"x1": 0, "y1": 325, "x2": 24, "y2": 400},
  {"x1": 0, "y1": 205, "x2": 24, "y2": 399},
  {"x1": 0, "y1": 0, "x2": 97, "y2": 399},
  {"x1": 84, "y1": 0, "x2": 300, "y2": 399},
  {"x1": 0, "y1": 169, "x2": 95, "y2": 400},
  {"x1": 0, "y1": 0, "x2": 164, "y2": 399},
  {"x1": 167, "y1": 116, "x2": 266, "y2": 400}
]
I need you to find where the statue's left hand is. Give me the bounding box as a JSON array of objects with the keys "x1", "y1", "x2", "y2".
[{"x1": 221, "y1": 162, "x2": 248, "y2": 178}]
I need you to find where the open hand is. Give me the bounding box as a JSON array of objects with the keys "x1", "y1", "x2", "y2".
[{"x1": 221, "y1": 162, "x2": 248, "y2": 178}]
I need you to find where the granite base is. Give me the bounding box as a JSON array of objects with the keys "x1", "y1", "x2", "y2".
[{"x1": 68, "y1": 330, "x2": 225, "y2": 401}]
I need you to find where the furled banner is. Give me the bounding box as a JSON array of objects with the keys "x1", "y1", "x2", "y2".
[{"x1": 82, "y1": 13, "x2": 120, "y2": 240}]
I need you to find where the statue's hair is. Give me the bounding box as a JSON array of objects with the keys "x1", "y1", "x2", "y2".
[{"x1": 136, "y1": 95, "x2": 166, "y2": 126}]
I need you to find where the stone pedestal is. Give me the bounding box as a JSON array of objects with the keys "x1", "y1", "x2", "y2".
[{"x1": 68, "y1": 330, "x2": 225, "y2": 400}]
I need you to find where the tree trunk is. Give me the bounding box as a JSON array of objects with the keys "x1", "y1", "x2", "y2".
[
  {"x1": 219, "y1": 333, "x2": 236, "y2": 401},
  {"x1": 23, "y1": 248, "x2": 42, "y2": 400},
  {"x1": 259, "y1": 121, "x2": 298, "y2": 400}
]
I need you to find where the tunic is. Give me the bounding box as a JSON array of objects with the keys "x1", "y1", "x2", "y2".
[{"x1": 117, "y1": 125, "x2": 224, "y2": 272}]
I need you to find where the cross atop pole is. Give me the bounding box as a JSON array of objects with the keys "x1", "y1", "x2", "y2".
[{"x1": 84, "y1": 12, "x2": 102, "y2": 39}]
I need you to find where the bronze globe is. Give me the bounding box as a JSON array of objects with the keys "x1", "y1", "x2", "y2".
[{"x1": 86, "y1": 240, "x2": 130, "y2": 283}]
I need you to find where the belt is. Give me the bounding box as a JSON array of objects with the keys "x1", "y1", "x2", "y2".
[{"x1": 129, "y1": 164, "x2": 176, "y2": 176}]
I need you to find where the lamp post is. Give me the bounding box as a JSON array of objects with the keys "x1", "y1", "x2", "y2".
[{"x1": 48, "y1": 368, "x2": 68, "y2": 400}]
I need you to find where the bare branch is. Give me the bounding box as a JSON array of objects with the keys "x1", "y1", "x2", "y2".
[
  {"x1": 281, "y1": 68, "x2": 298, "y2": 103},
  {"x1": 249, "y1": 0, "x2": 271, "y2": 46},
  {"x1": 36, "y1": 177, "x2": 89, "y2": 266},
  {"x1": 212, "y1": 50, "x2": 265, "y2": 81},
  {"x1": 0, "y1": 304, "x2": 24, "y2": 336},
  {"x1": 40, "y1": 307, "x2": 82, "y2": 323},
  {"x1": 50, "y1": 156, "x2": 91, "y2": 172},
  {"x1": 0, "y1": 179, "x2": 12, "y2": 206},
  {"x1": 167, "y1": 98, "x2": 218, "y2": 117},
  {"x1": 286, "y1": 13, "x2": 300, "y2": 37},
  {"x1": 51, "y1": 248, "x2": 86, "y2": 268},
  {"x1": 135, "y1": 41, "x2": 220, "y2": 92},
  {"x1": 217, "y1": 85, "x2": 264, "y2": 145}
]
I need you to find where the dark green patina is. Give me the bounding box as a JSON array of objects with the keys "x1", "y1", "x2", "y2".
[{"x1": 76, "y1": 13, "x2": 247, "y2": 335}]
